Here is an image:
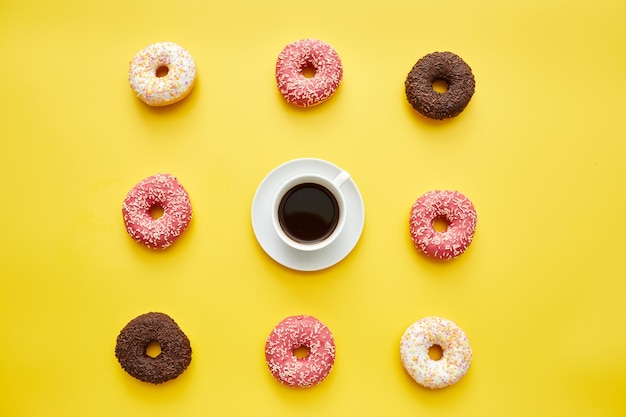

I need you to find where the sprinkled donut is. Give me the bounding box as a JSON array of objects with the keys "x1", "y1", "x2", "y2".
[
  {"x1": 405, "y1": 51, "x2": 475, "y2": 119},
  {"x1": 400, "y1": 316, "x2": 472, "y2": 389},
  {"x1": 115, "y1": 312, "x2": 192, "y2": 384},
  {"x1": 265, "y1": 315, "x2": 336, "y2": 387},
  {"x1": 275, "y1": 39, "x2": 343, "y2": 107},
  {"x1": 122, "y1": 173, "x2": 192, "y2": 249},
  {"x1": 129, "y1": 42, "x2": 197, "y2": 106},
  {"x1": 409, "y1": 190, "x2": 477, "y2": 260}
]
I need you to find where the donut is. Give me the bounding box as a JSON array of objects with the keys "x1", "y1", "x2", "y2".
[
  {"x1": 129, "y1": 42, "x2": 197, "y2": 106},
  {"x1": 115, "y1": 312, "x2": 192, "y2": 384},
  {"x1": 409, "y1": 190, "x2": 477, "y2": 260},
  {"x1": 405, "y1": 51, "x2": 475, "y2": 119},
  {"x1": 275, "y1": 39, "x2": 343, "y2": 107},
  {"x1": 122, "y1": 173, "x2": 192, "y2": 249},
  {"x1": 265, "y1": 315, "x2": 336, "y2": 387},
  {"x1": 400, "y1": 316, "x2": 472, "y2": 389}
]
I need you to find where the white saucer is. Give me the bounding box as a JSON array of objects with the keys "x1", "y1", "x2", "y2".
[{"x1": 251, "y1": 158, "x2": 365, "y2": 271}]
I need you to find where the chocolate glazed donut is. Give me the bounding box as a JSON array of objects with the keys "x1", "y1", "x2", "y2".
[
  {"x1": 115, "y1": 312, "x2": 192, "y2": 384},
  {"x1": 405, "y1": 52, "x2": 475, "y2": 120}
]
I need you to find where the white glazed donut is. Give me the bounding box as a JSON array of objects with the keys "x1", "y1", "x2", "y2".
[
  {"x1": 400, "y1": 316, "x2": 472, "y2": 389},
  {"x1": 129, "y1": 42, "x2": 197, "y2": 106}
]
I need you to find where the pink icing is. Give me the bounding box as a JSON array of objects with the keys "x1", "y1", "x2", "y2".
[
  {"x1": 265, "y1": 315, "x2": 336, "y2": 387},
  {"x1": 275, "y1": 39, "x2": 343, "y2": 107},
  {"x1": 122, "y1": 173, "x2": 192, "y2": 249},
  {"x1": 409, "y1": 190, "x2": 477, "y2": 260}
]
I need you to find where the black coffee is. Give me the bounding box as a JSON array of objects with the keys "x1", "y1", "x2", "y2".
[{"x1": 278, "y1": 183, "x2": 339, "y2": 244}]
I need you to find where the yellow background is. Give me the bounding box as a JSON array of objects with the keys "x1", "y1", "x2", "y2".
[{"x1": 1, "y1": 0, "x2": 625, "y2": 415}]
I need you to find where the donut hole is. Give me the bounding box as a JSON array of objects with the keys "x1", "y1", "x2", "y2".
[
  {"x1": 146, "y1": 340, "x2": 162, "y2": 358},
  {"x1": 432, "y1": 79, "x2": 449, "y2": 94},
  {"x1": 293, "y1": 345, "x2": 311, "y2": 359},
  {"x1": 149, "y1": 204, "x2": 165, "y2": 219},
  {"x1": 432, "y1": 216, "x2": 449, "y2": 232},
  {"x1": 428, "y1": 344, "x2": 444, "y2": 361},
  {"x1": 301, "y1": 64, "x2": 317, "y2": 79},
  {"x1": 155, "y1": 65, "x2": 169, "y2": 78}
]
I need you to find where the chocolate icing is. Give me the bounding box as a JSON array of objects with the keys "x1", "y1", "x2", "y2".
[
  {"x1": 405, "y1": 52, "x2": 475, "y2": 120},
  {"x1": 115, "y1": 312, "x2": 192, "y2": 384}
]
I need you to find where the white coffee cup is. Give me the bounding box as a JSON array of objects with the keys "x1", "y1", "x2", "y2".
[{"x1": 272, "y1": 170, "x2": 351, "y2": 251}]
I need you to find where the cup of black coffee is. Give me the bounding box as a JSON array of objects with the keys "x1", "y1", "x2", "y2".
[{"x1": 272, "y1": 170, "x2": 350, "y2": 251}]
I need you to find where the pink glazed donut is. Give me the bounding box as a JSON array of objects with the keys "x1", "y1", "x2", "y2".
[
  {"x1": 275, "y1": 39, "x2": 343, "y2": 107},
  {"x1": 265, "y1": 315, "x2": 336, "y2": 387},
  {"x1": 122, "y1": 173, "x2": 192, "y2": 249},
  {"x1": 409, "y1": 190, "x2": 477, "y2": 260}
]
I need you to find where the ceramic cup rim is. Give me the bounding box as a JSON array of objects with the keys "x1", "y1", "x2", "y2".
[{"x1": 271, "y1": 172, "x2": 349, "y2": 252}]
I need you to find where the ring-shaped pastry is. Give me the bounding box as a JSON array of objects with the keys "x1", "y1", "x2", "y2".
[
  {"x1": 265, "y1": 315, "x2": 336, "y2": 387},
  {"x1": 405, "y1": 51, "x2": 475, "y2": 119},
  {"x1": 129, "y1": 42, "x2": 197, "y2": 106},
  {"x1": 115, "y1": 312, "x2": 192, "y2": 384},
  {"x1": 409, "y1": 190, "x2": 477, "y2": 260},
  {"x1": 122, "y1": 173, "x2": 192, "y2": 249},
  {"x1": 400, "y1": 316, "x2": 472, "y2": 389},
  {"x1": 275, "y1": 39, "x2": 343, "y2": 107}
]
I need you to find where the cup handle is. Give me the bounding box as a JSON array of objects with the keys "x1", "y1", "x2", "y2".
[{"x1": 332, "y1": 170, "x2": 351, "y2": 188}]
